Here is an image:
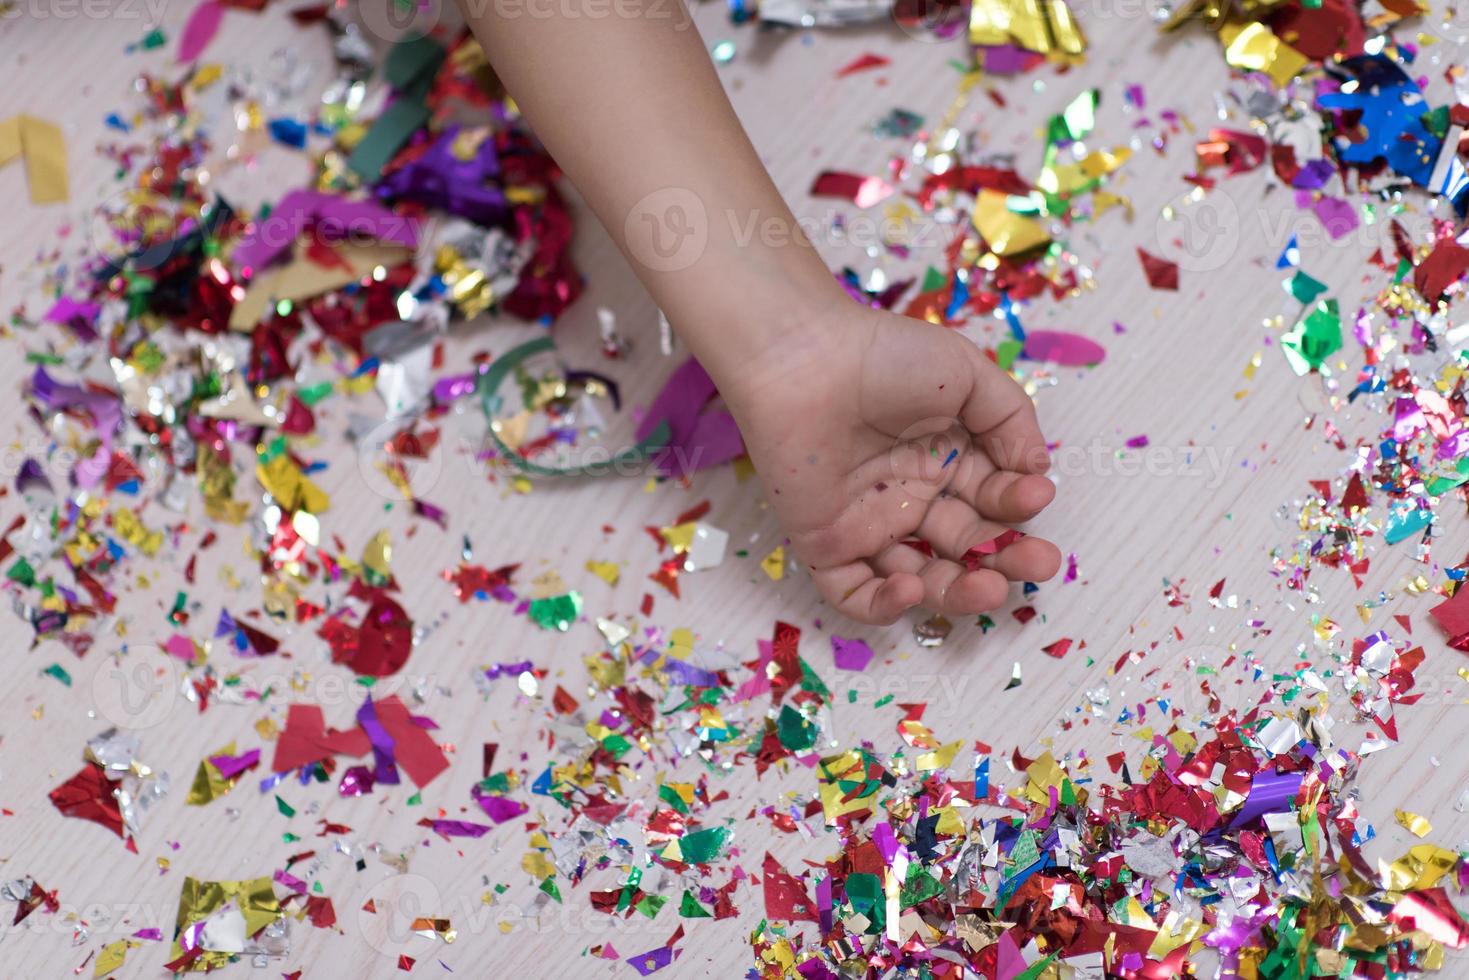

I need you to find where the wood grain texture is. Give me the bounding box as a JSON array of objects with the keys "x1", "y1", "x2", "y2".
[{"x1": 1, "y1": 2, "x2": 1465, "y2": 977}]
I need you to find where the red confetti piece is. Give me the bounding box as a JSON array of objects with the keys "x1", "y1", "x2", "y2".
[{"x1": 1136, "y1": 247, "x2": 1179, "y2": 290}]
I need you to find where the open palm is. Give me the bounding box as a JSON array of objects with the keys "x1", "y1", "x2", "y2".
[{"x1": 723, "y1": 306, "x2": 1062, "y2": 624}]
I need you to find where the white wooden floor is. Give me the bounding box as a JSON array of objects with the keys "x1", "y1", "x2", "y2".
[{"x1": 2, "y1": 1, "x2": 1468, "y2": 977}]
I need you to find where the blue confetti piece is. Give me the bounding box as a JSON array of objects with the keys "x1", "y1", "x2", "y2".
[{"x1": 267, "y1": 117, "x2": 309, "y2": 150}]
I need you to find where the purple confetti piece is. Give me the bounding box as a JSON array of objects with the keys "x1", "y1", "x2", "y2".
[{"x1": 831, "y1": 636, "x2": 875, "y2": 672}]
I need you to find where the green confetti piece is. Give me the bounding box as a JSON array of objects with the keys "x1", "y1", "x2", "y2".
[
  {"x1": 1009, "y1": 828, "x2": 1040, "y2": 869},
  {"x1": 776, "y1": 704, "x2": 817, "y2": 752},
  {"x1": 995, "y1": 338, "x2": 1023, "y2": 371},
  {"x1": 276, "y1": 795, "x2": 296, "y2": 818},
  {"x1": 658, "y1": 783, "x2": 690, "y2": 814},
  {"x1": 899, "y1": 864, "x2": 943, "y2": 908},
  {"x1": 1045, "y1": 89, "x2": 1098, "y2": 148},
  {"x1": 539, "y1": 877, "x2": 561, "y2": 903},
  {"x1": 634, "y1": 894, "x2": 667, "y2": 919},
  {"x1": 257, "y1": 434, "x2": 288, "y2": 464},
  {"x1": 43, "y1": 663, "x2": 72, "y2": 686},
  {"x1": 1426, "y1": 455, "x2": 1469, "y2": 496},
  {"x1": 676, "y1": 825, "x2": 731, "y2": 865},
  {"x1": 1423, "y1": 104, "x2": 1451, "y2": 139},
  {"x1": 529, "y1": 592, "x2": 582, "y2": 631},
  {"x1": 1016, "y1": 953, "x2": 1061, "y2": 980},
  {"x1": 1284, "y1": 270, "x2": 1327, "y2": 305},
  {"x1": 137, "y1": 28, "x2": 166, "y2": 50},
  {"x1": 407, "y1": 792, "x2": 421, "y2": 805},
  {"x1": 873, "y1": 694, "x2": 893, "y2": 708},
  {"x1": 132, "y1": 342, "x2": 165, "y2": 373},
  {"x1": 297, "y1": 381, "x2": 334, "y2": 406},
  {"x1": 283, "y1": 832, "x2": 301, "y2": 843},
  {"x1": 7, "y1": 558, "x2": 35, "y2": 587},
  {"x1": 678, "y1": 890, "x2": 712, "y2": 918},
  {"x1": 845, "y1": 872, "x2": 884, "y2": 931},
  {"x1": 1281, "y1": 298, "x2": 1342, "y2": 375}
]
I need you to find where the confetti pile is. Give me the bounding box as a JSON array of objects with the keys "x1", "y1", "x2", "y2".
[{"x1": 9, "y1": 1, "x2": 1469, "y2": 978}]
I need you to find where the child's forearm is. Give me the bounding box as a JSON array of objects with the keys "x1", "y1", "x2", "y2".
[{"x1": 456, "y1": 0, "x2": 847, "y2": 376}]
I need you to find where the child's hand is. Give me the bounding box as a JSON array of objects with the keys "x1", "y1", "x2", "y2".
[
  {"x1": 461, "y1": 0, "x2": 1060, "y2": 623},
  {"x1": 723, "y1": 304, "x2": 1061, "y2": 625}
]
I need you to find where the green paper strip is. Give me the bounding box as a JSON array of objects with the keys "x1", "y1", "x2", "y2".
[
  {"x1": 348, "y1": 97, "x2": 430, "y2": 181},
  {"x1": 385, "y1": 36, "x2": 446, "y2": 96},
  {"x1": 478, "y1": 336, "x2": 670, "y2": 477}
]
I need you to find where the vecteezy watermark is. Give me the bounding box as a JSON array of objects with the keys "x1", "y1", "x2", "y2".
[
  {"x1": 1424, "y1": 1, "x2": 1469, "y2": 46},
  {"x1": 0, "y1": 441, "x2": 82, "y2": 485},
  {"x1": 1, "y1": 897, "x2": 171, "y2": 937},
  {"x1": 90, "y1": 642, "x2": 446, "y2": 729},
  {"x1": 90, "y1": 650, "x2": 182, "y2": 731},
  {"x1": 1155, "y1": 183, "x2": 1443, "y2": 277},
  {"x1": 356, "y1": 416, "x2": 449, "y2": 504},
  {"x1": 622, "y1": 189, "x2": 967, "y2": 274},
  {"x1": 1154, "y1": 187, "x2": 1242, "y2": 274},
  {"x1": 891, "y1": 0, "x2": 969, "y2": 42},
  {"x1": 1048, "y1": 440, "x2": 1239, "y2": 489},
  {"x1": 354, "y1": 421, "x2": 709, "y2": 500},
  {"x1": 882, "y1": 418, "x2": 1240, "y2": 501},
  {"x1": 88, "y1": 187, "x2": 429, "y2": 275},
  {"x1": 0, "y1": 0, "x2": 168, "y2": 22},
  {"x1": 844, "y1": 669, "x2": 972, "y2": 713},
  {"x1": 358, "y1": 0, "x2": 695, "y2": 41},
  {"x1": 358, "y1": 874, "x2": 445, "y2": 961},
  {"x1": 624, "y1": 187, "x2": 709, "y2": 273}
]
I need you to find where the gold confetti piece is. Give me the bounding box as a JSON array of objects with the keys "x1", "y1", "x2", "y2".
[
  {"x1": 760, "y1": 546, "x2": 786, "y2": 581},
  {"x1": 972, "y1": 190, "x2": 1050, "y2": 257},
  {"x1": 968, "y1": 0, "x2": 1086, "y2": 57},
  {"x1": 1219, "y1": 20, "x2": 1308, "y2": 87},
  {"x1": 916, "y1": 739, "x2": 962, "y2": 771},
  {"x1": 660, "y1": 521, "x2": 697, "y2": 553},
  {"x1": 170, "y1": 877, "x2": 281, "y2": 971},
  {"x1": 191, "y1": 64, "x2": 223, "y2": 88},
  {"x1": 0, "y1": 114, "x2": 69, "y2": 204},
  {"x1": 94, "y1": 939, "x2": 138, "y2": 978},
  {"x1": 362, "y1": 529, "x2": 393, "y2": 583},
  {"x1": 585, "y1": 560, "x2": 620, "y2": 586},
  {"x1": 186, "y1": 742, "x2": 238, "y2": 806},
  {"x1": 521, "y1": 851, "x2": 555, "y2": 879},
  {"x1": 256, "y1": 454, "x2": 330, "y2": 514},
  {"x1": 1023, "y1": 752, "x2": 1067, "y2": 804},
  {"x1": 1382, "y1": 844, "x2": 1457, "y2": 891},
  {"x1": 113, "y1": 508, "x2": 164, "y2": 556},
  {"x1": 1395, "y1": 809, "x2": 1432, "y2": 838}
]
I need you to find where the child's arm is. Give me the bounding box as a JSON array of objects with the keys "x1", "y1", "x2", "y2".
[{"x1": 458, "y1": 0, "x2": 1061, "y2": 623}]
